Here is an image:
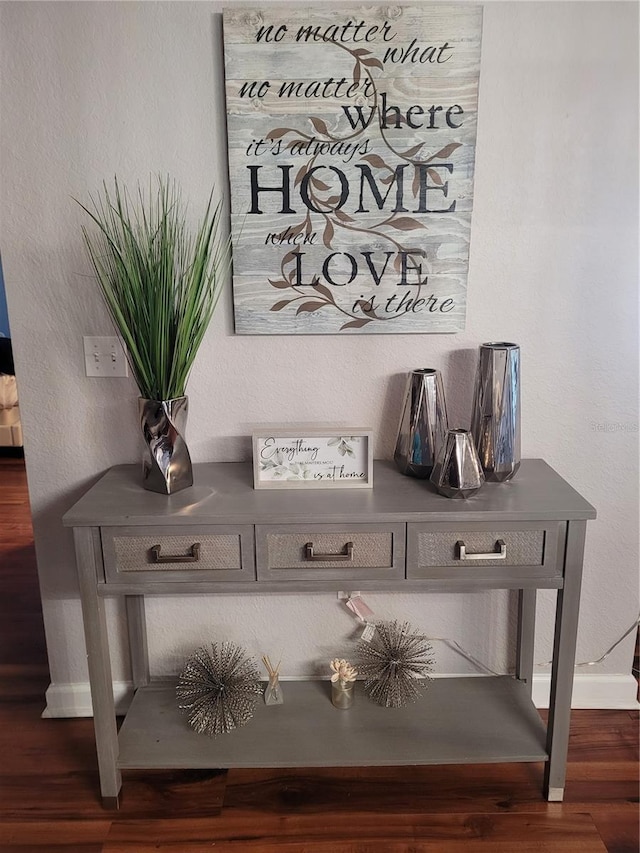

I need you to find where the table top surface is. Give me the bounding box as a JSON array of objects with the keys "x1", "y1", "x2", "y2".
[{"x1": 63, "y1": 459, "x2": 596, "y2": 527}]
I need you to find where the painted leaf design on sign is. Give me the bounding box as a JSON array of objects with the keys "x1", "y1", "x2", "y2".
[
  {"x1": 311, "y1": 177, "x2": 331, "y2": 191},
  {"x1": 387, "y1": 217, "x2": 424, "y2": 231},
  {"x1": 323, "y1": 219, "x2": 334, "y2": 248},
  {"x1": 429, "y1": 142, "x2": 462, "y2": 160},
  {"x1": 296, "y1": 301, "x2": 327, "y2": 315},
  {"x1": 333, "y1": 209, "x2": 354, "y2": 223},
  {"x1": 412, "y1": 166, "x2": 420, "y2": 198},
  {"x1": 352, "y1": 48, "x2": 372, "y2": 57},
  {"x1": 312, "y1": 282, "x2": 336, "y2": 302},
  {"x1": 270, "y1": 299, "x2": 292, "y2": 312},
  {"x1": 268, "y1": 279, "x2": 294, "y2": 289},
  {"x1": 352, "y1": 62, "x2": 361, "y2": 85},
  {"x1": 310, "y1": 116, "x2": 329, "y2": 136},
  {"x1": 340, "y1": 318, "x2": 373, "y2": 331},
  {"x1": 294, "y1": 165, "x2": 308, "y2": 187},
  {"x1": 267, "y1": 128, "x2": 297, "y2": 140},
  {"x1": 282, "y1": 249, "x2": 301, "y2": 283},
  {"x1": 362, "y1": 57, "x2": 383, "y2": 69},
  {"x1": 402, "y1": 142, "x2": 425, "y2": 159},
  {"x1": 427, "y1": 168, "x2": 443, "y2": 186},
  {"x1": 360, "y1": 154, "x2": 388, "y2": 169}
]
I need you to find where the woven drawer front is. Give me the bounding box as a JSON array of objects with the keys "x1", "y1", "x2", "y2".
[
  {"x1": 101, "y1": 525, "x2": 256, "y2": 584},
  {"x1": 112, "y1": 534, "x2": 241, "y2": 572},
  {"x1": 255, "y1": 523, "x2": 405, "y2": 582},
  {"x1": 266, "y1": 532, "x2": 392, "y2": 569},
  {"x1": 417, "y1": 530, "x2": 544, "y2": 568}
]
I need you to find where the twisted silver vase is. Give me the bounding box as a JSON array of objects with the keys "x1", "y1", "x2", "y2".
[
  {"x1": 470, "y1": 342, "x2": 521, "y2": 482},
  {"x1": 139, "y1": 396, "x2": 193, "y2": 494},
  {"x1": 394, "y1": 368, "x2": 448, "y2": 479},
  {"x1": 430, "y1": 429, "x2": 485, "y2": 499}
]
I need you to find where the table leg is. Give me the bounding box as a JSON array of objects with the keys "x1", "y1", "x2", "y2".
[
  {"x1": 543, "y1": 519, "x2": 587, "y2": 802},
  {"x1": 74, "y1": 527, "x2": 122, "y2": 803},
  {"x1": 516, "y1": 589, "x2": 537, "y2": 695},
  {"x1": 126, "y1": 595, "x2": 150, "y2": 688}
]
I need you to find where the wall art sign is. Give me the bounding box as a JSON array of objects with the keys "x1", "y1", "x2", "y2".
[
  {"x1": 252, "y1": 428, "x2": 373, "y2": 489},
  {"x1": 224, "y1": 5, "x2": 483, "y2": 335}
]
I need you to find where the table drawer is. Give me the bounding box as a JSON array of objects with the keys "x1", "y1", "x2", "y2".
[
  {"x1": 407, "y1": 521, "x2": 564, "y2": 582},
  {"x1": 101, "y1": 525, "x2": 256, "y2": 583},
  {"x1": 256, "y1": 523, "x2": 405, "y2": 582}
]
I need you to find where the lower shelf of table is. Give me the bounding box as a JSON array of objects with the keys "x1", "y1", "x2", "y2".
[{"x1": 116, "y1": 676, "x2": 548, "y2": 770}]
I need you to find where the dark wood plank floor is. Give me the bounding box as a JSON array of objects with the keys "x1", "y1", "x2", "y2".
[{"x1": 0, "y1": 457, "x2": 637, "y2": 852}]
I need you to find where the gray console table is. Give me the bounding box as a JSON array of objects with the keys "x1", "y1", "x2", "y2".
[{"x1": 62, "y1": 459, "x2": 596, "y2": 807}]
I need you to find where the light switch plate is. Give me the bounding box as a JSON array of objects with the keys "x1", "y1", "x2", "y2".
[{"x1": 83, "y1": 336, "x2": 128, "y2": 377}]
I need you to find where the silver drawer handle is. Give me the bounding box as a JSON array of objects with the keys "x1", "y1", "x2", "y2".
[
  {"x1": 456, "y1": 539, "x2": 506, "y2": 561},
  {"x1": 150, "y1": 543, "x2": 201, "y2": 564},
  {"x1": 304, "y1": 541, "x2": 354, "y2": 562}
]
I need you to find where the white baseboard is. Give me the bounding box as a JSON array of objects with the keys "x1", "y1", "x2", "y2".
[
  {"x1": 42, "y1": 673, "x2": 639, "y2": 718},
  {"x1": 531, "y1": 673, "x2": 639, "y2": 709},
  {"x1": 42, "y1": 681, "x2": 134, "y2": 718}
]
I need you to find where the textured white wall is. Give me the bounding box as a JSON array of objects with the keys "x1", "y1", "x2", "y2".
[{"x1": 1, "y1": 2, "x2": 638, "y2": 707}]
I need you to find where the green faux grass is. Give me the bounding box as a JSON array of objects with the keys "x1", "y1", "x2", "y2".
[{"x1": 78, "y1": 176, "x2": 230, "y2": 400}]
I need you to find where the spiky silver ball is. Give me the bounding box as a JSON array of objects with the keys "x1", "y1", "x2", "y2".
[
  {"x1": 358, "y1": 620, "x2": 434, "y2": 707},
  {"x1": 177, "y1": 642, "x2": 262, "y2": 736}
]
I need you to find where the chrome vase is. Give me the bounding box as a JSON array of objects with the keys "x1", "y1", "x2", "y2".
[
  {"x1": 430, "y1": 429, "x2": 485, "y2": 499},
  {"x1": 470, "y1": 342, "x2": 521, "y2": 482},
  {"x1": 331, "y1": 680, "x2": 355, "y2": 710},
  {"x1": 139, "y1": 396, "x2": 193, "y2": 495},
  {"x1": 394, "y1": 368, "x2": 448, "y2": 479}
]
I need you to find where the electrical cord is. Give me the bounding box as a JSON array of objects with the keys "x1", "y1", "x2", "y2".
[
  {"x1": 342, "y1": 595, "x2": 640, "y2": 676},
  {"x1": 430, "y1": 613, "x2": 640, "y2": 675},
  {"x1": 538, "y1": 612, "x2": 640, "y2": 669},
  {"x1": 427, "y1": 637, "x2": 500, "y2": 675}
]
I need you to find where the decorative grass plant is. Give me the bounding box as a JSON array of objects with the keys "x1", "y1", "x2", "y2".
[{"x1": 78, "y1": 176, "x2": 230, "y2": 401}]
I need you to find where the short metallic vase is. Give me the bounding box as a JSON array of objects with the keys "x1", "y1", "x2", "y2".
[
  {"x1": 430, "y1": 429, "x2": 485, "y2": 499},
  {"x1": 394, "y1": 368, "x2": 448, "y2": 479},
  {"x1": 139, "y1": 396, "x2": 193, "y2": 495},
  {"x1": 331, "y1": 680, "x2": 355, "y2": 710},
  {"x1": 470, "y1": 342, "x2": 521, "y2": 482}
]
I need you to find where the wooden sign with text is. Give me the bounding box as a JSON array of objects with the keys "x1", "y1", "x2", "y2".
[
  {"x1": 224, "y1": 5, "x2": 483, "y2": 334},
  {"x1": 252, "y1": 428, "x2": 373, "y2": 489}
]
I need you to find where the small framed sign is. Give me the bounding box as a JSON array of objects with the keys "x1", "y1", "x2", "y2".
[{"x1": 252, "y1": 428, "x2": 373, "y2": 489}]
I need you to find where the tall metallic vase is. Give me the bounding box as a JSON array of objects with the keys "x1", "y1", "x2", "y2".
[
  {"x1": 139, "y1": 396, "x2": 193, "y2": 495},
  {"x1": 394, "y1": 368, "x2": 448, "y2": 479},
  {"x1": 430, "y1": 429, "x2": 485, "y2": 499},
  {"x1": 470, "y1": 342, "x2": 521, "y2": 482}
]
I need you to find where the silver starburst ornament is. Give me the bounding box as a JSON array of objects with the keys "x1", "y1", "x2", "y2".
[
  {"x1": 177, "y1": 642, "x2": 262, "y2": 736},
  {"x1": 358, "y1": 620, "x2": 434, "y2": 707}
]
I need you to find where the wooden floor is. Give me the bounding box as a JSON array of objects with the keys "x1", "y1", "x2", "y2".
[{"x1": 0, "y1": 456, "x2": 638, "y2": 853}]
